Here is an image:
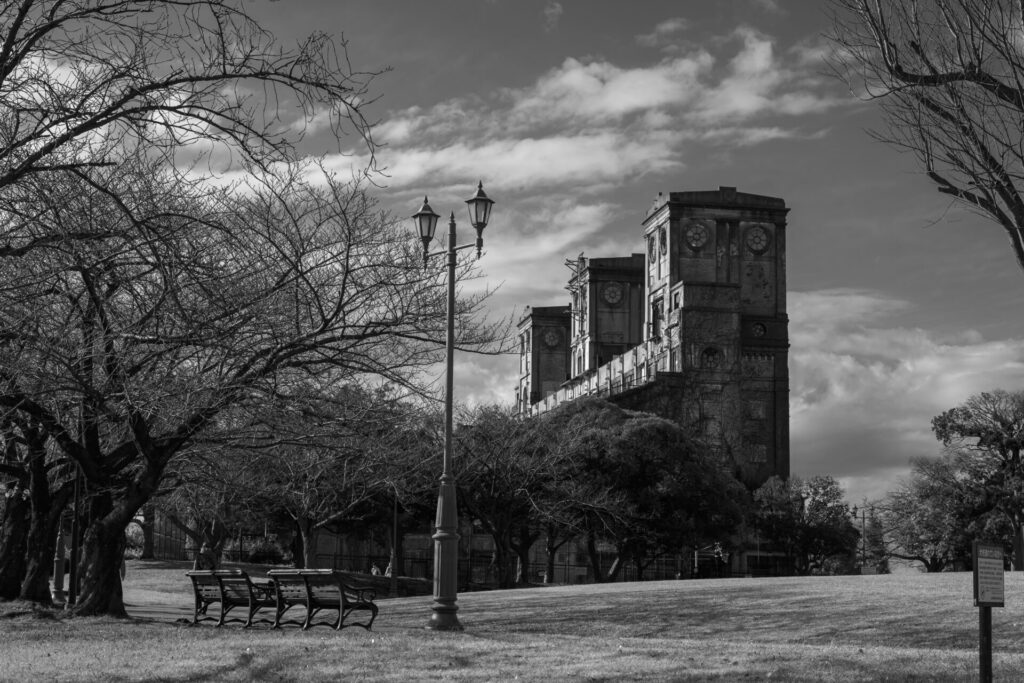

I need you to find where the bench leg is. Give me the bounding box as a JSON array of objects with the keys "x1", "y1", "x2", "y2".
[
  {"x1": 301, "y1": 605, "x2": 314, "y2": 630},
  {"x1": 332, "y1": 607, "x2": 343, "y2": 630},
  {"x1": 341, "y1": 604, "x2": 378, "y2": 631}
]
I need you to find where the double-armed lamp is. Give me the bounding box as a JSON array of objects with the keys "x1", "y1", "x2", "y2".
[{"x1": 411, "y1": 182, "x2": 495, "y2": 631}]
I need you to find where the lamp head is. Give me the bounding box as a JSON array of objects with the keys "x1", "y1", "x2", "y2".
[
  {"x1": 412, "y1": 196, "x2": 440, "y2": 264},
  {"x1": 465, "y1": 181, "x2": 495, "y2": 258}
]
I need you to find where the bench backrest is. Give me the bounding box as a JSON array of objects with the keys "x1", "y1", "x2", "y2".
[
  {"x1": 186, "y1": 571, "x2": 220, "y2": 601},
  {"x1": 305, "y1": 573, "x2": 343, "y2": 602},
  {"x1": 187, "y1": 569, "x2": 252, "y2": 603},
  {"x1": 267, "y1": 570, "x2": 307, "y2": 601},
  {"x1": 268, "y1": 569, "x2": 347, "y2": 603},
  {"x1": 218, "y1": 575, "x2": 253, "y2": 602}
]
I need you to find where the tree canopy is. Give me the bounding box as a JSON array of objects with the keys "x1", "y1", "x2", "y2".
[
  {"x1": 931, "y1": 389, "x2": 1024, "y2": 568},
  {"x1": 753, "y1": 475, "x2": 859, "y2": 575}
]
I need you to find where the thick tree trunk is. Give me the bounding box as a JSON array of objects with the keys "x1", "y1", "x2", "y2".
[
  {"x1": 73, "y1": 478, "x2": 153, "y2": 617},
  {"x1": 0, "y1": 487, "x2": 29, "y2": 599},
  {"x1": 74, "y1": 517, "x2": 128, "y2": 616}
]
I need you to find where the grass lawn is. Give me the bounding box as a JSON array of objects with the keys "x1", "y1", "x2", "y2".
[{"x1": 2, "y1": 561, "x2": 1023, "y2": 681}]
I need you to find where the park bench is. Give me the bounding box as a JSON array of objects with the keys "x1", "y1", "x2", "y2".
[
  {"x1": 185, "y1": 569, "x2": 275, "y2": 627},
  {"x1": 266, "y1": 568, "x2": 378, "y2": 631}
]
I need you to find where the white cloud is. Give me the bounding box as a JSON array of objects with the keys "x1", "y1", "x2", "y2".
[
  {"x1": 508, "y1": 55, "x2": 712, "y2": 125},
  {"x1": 366, "y1": 24, "x2": 843, "y2": 184},
  {"x1": 693, "y1": 27, "x2": 840, "y2": 123},
  {"x1": 368, "y1": 130, "x2": 683, "y2": 194}
]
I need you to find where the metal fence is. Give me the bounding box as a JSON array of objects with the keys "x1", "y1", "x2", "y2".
[{"x1": 313, "y1": 552, "x2": 741, "y2": 587}]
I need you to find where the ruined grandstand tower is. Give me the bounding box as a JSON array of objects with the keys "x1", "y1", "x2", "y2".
[{"x1": 516, "y1": 187, "x2": 790, "y2": 487}]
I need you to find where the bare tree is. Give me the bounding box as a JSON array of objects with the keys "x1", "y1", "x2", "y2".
[
  {"x1": 829, "y1": 0, "x2": 1024, "y2": 272},
  {"x1": 0, "y1": 158, "x2": 507, "y2": 616},
  {"x1": 0, "y1": 0, "x2": 376, "y2": 205}
]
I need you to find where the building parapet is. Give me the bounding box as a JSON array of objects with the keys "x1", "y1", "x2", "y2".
[{"x1": 529, "y1": 338, "x2": 671, "y2": 415}]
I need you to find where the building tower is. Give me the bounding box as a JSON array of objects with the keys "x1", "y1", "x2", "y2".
[
  {"x1": 515, "y1": 305, "x2": 571, "y2": 414},
  {"x1": 638, "y1": 186, "x2": 790, "y2": 486},
  {"x1": 518, "y1": 186, "x2": 789, "y2": 488}
]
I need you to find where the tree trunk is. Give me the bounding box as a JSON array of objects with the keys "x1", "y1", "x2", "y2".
[
  {"x1": 72, "y1": 490, "x2": 133, "y2": 617},
  {"x1": 514, "y1": 544, "x2": 531, "y2": 585},
  {"x1": 298, "y1": 518, "x2": 320, "y2": 569},
  {"x1": 511, "y1": 525, "x2": 537, "y2": 586},
  {"x1": 543, "y1": 525, "x2": 569, "y2": 585},
  {"x1": 290, "y1": 522, "x2": 305, "y2": 568},
  {"x1": 586, "y1": 531, "x2": 605, "y2": 583},
  {"x1": 0, "y1": 486, "x2": 29, "y2": 599},
  {"x1": 20, "y1": 482, "x2": 71, "y2": 603},
  {"x1": 488, "y1": 533, "x2": 516, "y2": 589},
  {"x1": 18, "y1": 443, "x2": 72, "y2": 603},
  {"x1": 140, "y1": 503, "x2": 155, "y2": 559},
  {"x1": 203, "y1": 519, "x2": 228, "y2": 567},
  {"x1": 393, "y1": 527, "x2": 405, "y2": 578}
]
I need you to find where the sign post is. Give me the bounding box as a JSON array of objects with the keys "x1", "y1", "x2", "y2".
[{"x1": 973, "y1": 541, "x2": 1004, "y2": 683}]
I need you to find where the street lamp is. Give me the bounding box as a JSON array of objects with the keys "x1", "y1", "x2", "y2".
[{"x1": 412, "y1": 181, "x2": 494, "y2": 631}]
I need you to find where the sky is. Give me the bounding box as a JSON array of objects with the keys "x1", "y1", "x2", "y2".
[{"x1": 249, "y1": 0, "x2": 1024, "y2": 505}]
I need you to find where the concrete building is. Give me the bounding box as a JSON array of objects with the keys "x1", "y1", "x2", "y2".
[{"x1": 517, "y1": 187, "x2": 790, "y2": 488}]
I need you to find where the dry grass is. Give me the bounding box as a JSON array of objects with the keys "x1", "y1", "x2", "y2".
[{"x1": 2, "y1": 561, "x2": 1023, "y2": 681}]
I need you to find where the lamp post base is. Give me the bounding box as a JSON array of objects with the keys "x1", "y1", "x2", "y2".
[
  {"x1": 427, "y1": 476, "x2": 463, "y2": 632},
  {"x1": 427, "y1": 602, "x2": 463, "y2": 631}
]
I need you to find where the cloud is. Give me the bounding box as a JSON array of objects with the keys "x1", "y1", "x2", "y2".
[
  {"x1": 542, "y1": 2, "x2": 563, "y2": 32},
  {"x1": 636, "y1": 17, "x2": 690, "y2": 49},
  {"x1": 507, "y1": 55, "x2": 712, "y2": 125},
  {"x1": 788, "y1": 289, "x2": 1024, "y2": 503},
  {"x1": 371, "y1": 24, "x2": 843, "y2": 171},
  {"x1": 693, "y1": 27, "x2": 840, "y2": 123},
  {"x1": 366, "y1": 130, "x2": 683, "y2": 194}
]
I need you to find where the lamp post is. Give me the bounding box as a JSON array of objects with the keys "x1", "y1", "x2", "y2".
[{"x1": 412, "y1": 181, "x2": 494, "y2": 631}]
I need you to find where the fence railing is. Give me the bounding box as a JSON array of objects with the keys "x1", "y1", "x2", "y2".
[{"x1": 312, "y1": 552, "x2": 758, "y2": 587}]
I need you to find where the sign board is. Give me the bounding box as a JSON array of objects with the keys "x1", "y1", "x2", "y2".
[{"x1": 973, "y1": 541, "x2": 1005, "y2": 608}]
